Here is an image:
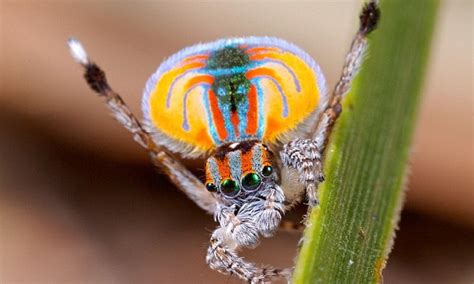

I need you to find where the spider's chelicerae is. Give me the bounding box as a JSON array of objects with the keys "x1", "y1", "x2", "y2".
[{"x1": 68, "y1": 2, "x2": 379, "y2": 283}]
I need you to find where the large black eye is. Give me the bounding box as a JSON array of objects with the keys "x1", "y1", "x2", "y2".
[
  {"x1": 262, "y1": 165, "x2": 273, "y2": 176},
  {"x1": 241, "y1": 173, "x2": 261, "y2": 192},
  {"x1": 206, "y1": 182, "x2": 217, "y2": 192},
  {"x1": 221, "y1": 179, "x2": 240, "y2": 197}
]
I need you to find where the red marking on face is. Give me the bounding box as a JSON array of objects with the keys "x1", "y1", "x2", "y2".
[
  {"x1": 205, "y1": 156, "x2": 231, "y2": 185},
  {"x1": 240, "y1": 150, "x2": 254, "y2": 174},
  {"x1": 216, "y1": 156, "x2": 231, "y2": 181}
]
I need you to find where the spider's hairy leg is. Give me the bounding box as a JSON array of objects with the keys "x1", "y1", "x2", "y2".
[
  {"x1": 67, "y1": 38, "x2": 217, "y2": 214},
  {"x1": 281, "y1": 1, "x2": 380, "y2": 207}
]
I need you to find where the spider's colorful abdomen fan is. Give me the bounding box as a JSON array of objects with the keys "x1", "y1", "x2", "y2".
[{"x1": 142, "y1": 37, "x2": 326, "y2": 157}]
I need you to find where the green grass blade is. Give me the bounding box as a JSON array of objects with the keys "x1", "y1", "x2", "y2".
[{"x1": 292, "y1": 0, "x2": 440, "y2": 283}]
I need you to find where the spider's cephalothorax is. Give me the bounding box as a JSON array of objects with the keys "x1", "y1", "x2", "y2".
[
  {"x1": 68, "y1": 1, "x2": 380, "y2": 282},
  {"x1": 205, "y1": 140, "x2": 276, "y2": 202},
  {"x1": 206, "y1": 140, "x2": 286, "y2": 243}
]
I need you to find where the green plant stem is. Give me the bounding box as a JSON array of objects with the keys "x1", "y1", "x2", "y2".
[{"x1": 292, "y1": 0, "x2": 439, "y2": 283}]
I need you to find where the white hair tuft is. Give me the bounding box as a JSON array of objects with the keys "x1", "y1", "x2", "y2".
[
  {"x1": 67, "y1": 38, "x2": 89, "y2": 65},
  {"x1": 229, "y1": 142, "x2": 240, "y2": 149}
]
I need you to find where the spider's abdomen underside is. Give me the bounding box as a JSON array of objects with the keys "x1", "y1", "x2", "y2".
[{"x1": 142, "y1": 37, "x2": 326, "y2": 156}]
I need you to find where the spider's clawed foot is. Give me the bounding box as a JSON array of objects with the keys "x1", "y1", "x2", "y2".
[{"x1": 360, "y1": 0, "x2": 381, "y2": 35}]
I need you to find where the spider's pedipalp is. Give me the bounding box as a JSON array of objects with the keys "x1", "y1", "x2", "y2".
[
  {"x1": 214, "y1": 204, "x2": 260, "y2": 248},
  {"x1": 253, "y1": 183, "x2": 285, "y2": 237},
  {"x1": 213, "y1": 179, "x2": 286, "y2": 246},
  {"x1": 209, "y1": 175, "x2": 288, "y2": 280},
  {"x1": 207, "y1": 227, "x2": 292, "y2": 283}
]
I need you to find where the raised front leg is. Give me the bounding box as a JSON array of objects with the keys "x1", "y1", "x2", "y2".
[
  {"x1": 67, "y1": 39, "x2": 217, "y2": 214},
  {"x1": 281, "y1": 1, "x2": 380, "y2": 208}
]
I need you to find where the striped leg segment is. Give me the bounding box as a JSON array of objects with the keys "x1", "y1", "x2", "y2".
[{"x1": 67, "y1": 39, "x2": 217, "y2": 214}]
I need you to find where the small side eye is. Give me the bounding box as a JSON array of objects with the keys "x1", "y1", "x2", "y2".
[
  {"x1": 221, "y1": 179, "x2": 240, "y2": 197},
  {"x1": 262, "y1": 165, "x2": 273, "y2": 176},
  {"x1": 206, "y1": 182, "x2": 218, "y2": 192},
  {"x1": 241, "y1": 173, "x2": 262, "y2": 192}
]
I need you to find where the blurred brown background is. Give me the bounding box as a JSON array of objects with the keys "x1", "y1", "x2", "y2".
[{"x1": 1, "y1": 1, "x2": 473, "y2": 283}]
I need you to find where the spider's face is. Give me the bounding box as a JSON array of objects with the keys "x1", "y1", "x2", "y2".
[{"x1": 205, "y1": 140, "x2": 276, "y2": 200}]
